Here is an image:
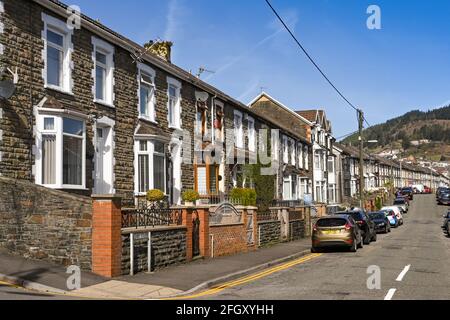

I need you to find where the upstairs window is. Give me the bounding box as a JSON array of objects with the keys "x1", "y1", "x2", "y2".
[
  {"x1": 92, "y1": 37, "x2": 115, "y2": 106},
  {"x1": 304, "y1": 145, "x2": 309, "y2": 170},
  {"x1": 271, "y1": 130, "x2": 279, "y2": 161},
  {"x1": 43, "y1": 13, "x2": 72, "y2": 93},
  {"x1": 247, "y1": 116, "x2": 256, "y2": 152},
  {"x1": 298, "y1": 142, "x2": 304, "y2": 168},
  {"x1": 138, "y1": 64, "x2": 156, "y2": 121},
  {"x1": 282, "y1": 135, "x2": 289, "y2": 164},
  {"x1": 167, "y1": 77, "x2": 181, "y2": 128},
  {"x1": 234, "y1": 111, "x2": 244, "y2": 148},
  {"x1": 290, "y1": 139, "x2": 296, "y2": 166}
]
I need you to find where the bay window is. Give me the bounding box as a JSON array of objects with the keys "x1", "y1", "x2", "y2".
[
  {"x1": 36, "y1": 112, "x2": 86, "y2": 189},
  {"x1": 138, "y1": 64, "x2": 156, "y2": 121},
  {"x1": 92, "y1": 37, "x2": 115, "y2": 106},
  {"x1": 43, "y1": 13, "x2": 72, "y2": 93},
  {"x1": 135, "y1": 140, "x2": 166, "y2": 194}
]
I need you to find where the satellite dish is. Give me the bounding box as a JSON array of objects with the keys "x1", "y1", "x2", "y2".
[{"x1": 0, "y1": 79, "x2": 15, "y2": 99}]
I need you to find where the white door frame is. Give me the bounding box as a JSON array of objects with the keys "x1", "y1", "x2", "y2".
[{"x1": 94, "y1": 116, "x2": 115, "y2": 194}]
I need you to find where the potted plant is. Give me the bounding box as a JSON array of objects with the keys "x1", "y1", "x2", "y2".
[
  {"x1": 146, "y1": 189, "x2": 165, "y2": 202},
  {"x1": 182, "y1": 189, "x2": 200, "y2": 206}
]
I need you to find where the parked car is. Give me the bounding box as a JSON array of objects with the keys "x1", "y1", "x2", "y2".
[
  {"x1": 442, "y1": 211, "x2": 450, "y2": 234},
  {"x1": 381, "y1": 206, "x2": 404, "y2": 225},
  {"x1": 436, "y1": 187, "x2": 450, "y2": 199},
  {"x1": 437, "y1": 192, "x2": 450, "y2": 205},
  {"x1": 311, "y1": 215, "x2": 363, "y2": 253},
  {"x1": 424, "y1": 186, "x2": 432, "y2": 194},
  {"x1": 382, "y1": 209, "x2": 399, "y2": 228},
  {"x1": 393, "y1": 197, "x2": 408, "y2": 213},
  {"x1": 336, "y1": 209, "x2": 376, "y2": 244},
  {"x1": 401, "y1": 187, "x2": 414, "y2": 200},
  {"x1": 369, "y1": 211, "x2": 391, "y2": 233},
  {"x1": 412, "y1": 184, "x2": 424, "y2": 194}
]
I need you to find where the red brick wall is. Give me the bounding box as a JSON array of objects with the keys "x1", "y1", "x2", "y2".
[{"x1": 210, "y1": 224, "x2": 247, "y2": 257}]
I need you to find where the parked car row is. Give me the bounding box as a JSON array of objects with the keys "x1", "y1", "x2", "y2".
[{"x1": 311, "y1": 196, "x2": 411, "y2": 253}]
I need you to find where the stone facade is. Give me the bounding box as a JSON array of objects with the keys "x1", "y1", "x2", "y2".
[
  {"x1": 121, "y1": 227, "x2": 186, "y2": 275},
  {"x1": 258, "y1": 220, "x2": 282, "y2": 247},
  {"x1": 289, "y1": 220, "x2": 305, "y2": 241},
  {"x1": 0, "y1": 175, "x2": 92, "y2": 269}
]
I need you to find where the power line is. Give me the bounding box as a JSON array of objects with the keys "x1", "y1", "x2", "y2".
[{"x1": 265, "y1": 0, "x2": 371, "y2": 128}]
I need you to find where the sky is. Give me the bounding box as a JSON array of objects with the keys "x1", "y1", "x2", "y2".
[{"x1": 70, "y1": 0, "x2": 450, "y2": 138}]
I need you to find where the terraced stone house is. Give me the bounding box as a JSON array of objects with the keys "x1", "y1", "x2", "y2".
[{"x1": 0, "y1": 0, "x2": 312, "y2": 207}]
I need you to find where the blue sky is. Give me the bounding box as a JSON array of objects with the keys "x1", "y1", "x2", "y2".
[{"x1": 71, "y1": 0, "x2": 450, "y2": 137}]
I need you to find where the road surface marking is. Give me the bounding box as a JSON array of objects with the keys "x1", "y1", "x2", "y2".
[
  {"x1": 396, "y1": 264, "x2": 411, "y2": 282},
  {"x1": 384, "y1": 288, "x2": 396, "y2": 300},
  {"x1": 162, "y1": 253, "x2": 322, "y2": 300}
]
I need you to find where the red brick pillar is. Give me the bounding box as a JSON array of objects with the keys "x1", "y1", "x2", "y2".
[
  {"x1": 91, "y1": 195, "x2": 122, "y2": 278},
  {"x1": 197, "y1": 207, "x2": 210, "y2": 258},
  {"x1": 182, "y1": 208, "x2": 193, "y2": 261}
]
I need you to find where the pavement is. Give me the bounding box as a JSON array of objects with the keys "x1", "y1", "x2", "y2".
[{"x1": 0, "y1": 236, "x2": 312, "y2": 300}]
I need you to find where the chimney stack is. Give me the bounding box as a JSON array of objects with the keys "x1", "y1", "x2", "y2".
[{"x1": 144, "y1": 40, "x2": 173, "y2": 63}]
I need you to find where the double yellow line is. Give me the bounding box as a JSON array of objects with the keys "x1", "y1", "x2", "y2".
[{"x1": 165, "y1": 253, "x2": 322, "y2": 300}]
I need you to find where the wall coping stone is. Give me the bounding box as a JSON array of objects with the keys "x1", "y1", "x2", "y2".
[
  {"x1": 92, "y1": 194, "x2": 124, "y2": 200},
  {"x1": 121, "y1": 225, "x2": 187, "y2": 234},
  {"x1": 258, "y1": 220, "x2": 281, "y2": 224}
]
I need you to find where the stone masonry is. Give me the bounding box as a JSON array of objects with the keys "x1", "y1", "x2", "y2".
[{"x1": 0, "y1": 175, "x2": 92, "y2": 269}]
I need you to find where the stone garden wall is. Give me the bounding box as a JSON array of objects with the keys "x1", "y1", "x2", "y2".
[{"x1": 0, "y1": 176, "x2": 92, "y2": 269}]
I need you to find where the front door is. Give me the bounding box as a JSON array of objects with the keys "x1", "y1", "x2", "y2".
[{"x1": 95, "y1": 127, "x2": 113, "y2": 194}]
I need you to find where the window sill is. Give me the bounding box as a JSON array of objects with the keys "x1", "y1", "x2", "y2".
[
  {"x1": 168, "y1": 125, "x2": 182, "y2": 131},
  {"x1": 39, "y1": 184, "x2": 88, "y2": 191},
  {"x1": 45, "y1": 84, "x2": 74, "y2": 96},
  {"x1": 94, "y1": 99, "x2": 115, "y2": 108},
  {"x1": 139, "y1": 116, "x2": 158, "y2": 124}
]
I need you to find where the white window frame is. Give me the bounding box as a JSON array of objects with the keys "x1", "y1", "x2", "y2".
[
  {"x1": 290, "y1": 139, "x2": 296, "y2": 166},
  {"x1": 137, "y1": 63, "x2": 156, "y2": 122},
  {"x1": 42, "y1": 13, "x2": 73, "y2": 94},
  {"x1": 134, "y1": 139, "x2": 167, "y2": 195},
  {"x1": 282, "y1": 135, "x2": 289, "y2": 164},
  {"x1": 167, "y1": 77, "x2": 182, "y2": 129},
  {"x1": 234, "y1": 110, "x2": 244, "y2": 149},
  {"x1": 298, "y1": 142, "x2": 304, "y2": 169},
  {"x1": 304, "y1": 145, "x2": 309, "y2": 170},
  {"x1": 271, "y1": 130, "x2": 279, "y2": 161},
  {"x1": 35, "y1": 110, "x2": 86, "y2": 190},
  {"x1": 92, "y1": 37, "x2": 115, "y2": 107},
  {"x1": 247, "y1": 115, "x2": 256, "y2": 152}
]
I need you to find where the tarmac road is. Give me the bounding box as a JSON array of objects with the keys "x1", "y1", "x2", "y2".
[{"x1": 199, "y1": 194, "x2": 450, "y2": 300}]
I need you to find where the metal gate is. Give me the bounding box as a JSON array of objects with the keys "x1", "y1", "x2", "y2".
[
  {"x1": 192, "y1": 213, "x2": 200, "y2": 257},
  {"x1": 246, "y1": 212, "x2": 254, "y2": 245}
]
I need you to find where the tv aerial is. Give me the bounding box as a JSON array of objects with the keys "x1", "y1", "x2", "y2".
[
  {"x1": 196, "y1": 66, "x2": 215, "y2": 79},
  {"x1": 0, "y1": 66, "x2": 18, "y2": 100}
]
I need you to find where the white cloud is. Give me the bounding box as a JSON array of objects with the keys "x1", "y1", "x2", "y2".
[{"x1": 164, "y1": 0, "x2": 182, "y2": 41}]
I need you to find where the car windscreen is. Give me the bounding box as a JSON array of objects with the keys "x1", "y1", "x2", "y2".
[
  {"x1": 316, "y1": 218, "x2": 347, "y2": 227},
  {"x1": 394, "y1": 199, "x2": 405, "y2": 204},
  {"x1": 369, "y1": 213, "x2": 385, "y2": 220}
]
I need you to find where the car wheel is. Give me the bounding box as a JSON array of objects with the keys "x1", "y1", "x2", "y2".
[
  {"x1": 372, "y1": 232, "x2": 377, "y2": 242},
  {"x1": 311, "y1": 246, "x2": 319, "y2": 253},
  {"x1": 363, "y1": 233, "x2": 371, "y2": 245},
  {"x1": 350, "y1": 239, "x2": 357, "y2": 252}
]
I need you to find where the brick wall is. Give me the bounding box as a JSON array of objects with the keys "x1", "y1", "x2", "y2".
[
  {"x1": 0, "y1": 176, "x2": 92, "y2": 269},
  {"x1": 121, "y1": 227, "x2": 186, "y2": 275},
  {"x1": 210, "y1": 223, "x2": 247, "y2": 257}
]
